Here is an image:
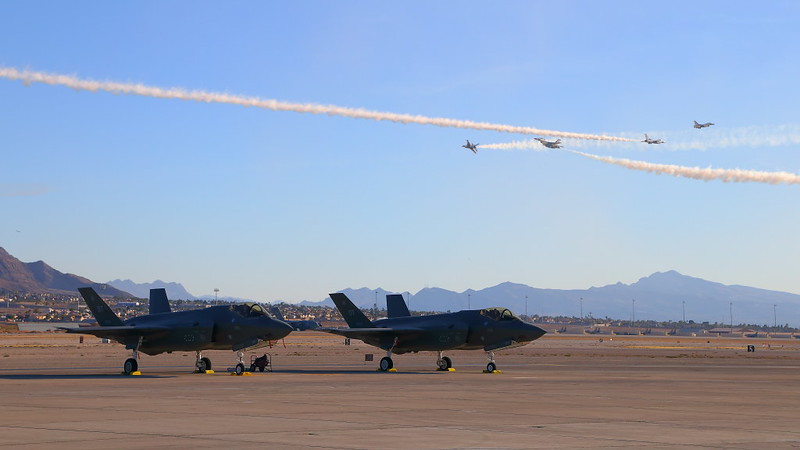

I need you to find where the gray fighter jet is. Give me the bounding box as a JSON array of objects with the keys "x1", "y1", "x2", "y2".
[
  {"x1": 534, "y1": 137, "x2": 563, "y2": 149},
  {"x1": 321, "y1": 293, "x2": 546, "y2": 372},
  {"x1": 65, "y1": 287, "x2": 293, "y2": 375},
  {"x1": 642, "y1": 134, "x2": 665, "y2": 144},
  {"x1": 462, "y1": 139, "x2": 479, "y2": 153},
  {"x1": 694, "y1": 120, "x2": 714, "y2": 129},
  {"x1": 269, "y1": 306, "x2": 321, "y2": 331}
]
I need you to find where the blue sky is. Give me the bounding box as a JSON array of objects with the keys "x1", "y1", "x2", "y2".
[{"x1": 2, "y1": 1, "x2": 799, "y2": 306}]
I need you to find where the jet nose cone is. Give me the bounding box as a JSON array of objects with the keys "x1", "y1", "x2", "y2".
[
  {"x1": 275, "y1": 319, "x2": 294, "y2": 338},
  {"x1": 520, "y1": 323, "x2": 547, "y2": 342}
]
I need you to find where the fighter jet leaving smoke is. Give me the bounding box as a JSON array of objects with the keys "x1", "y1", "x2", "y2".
[
  {"x1": 642, "y1": 134, "x2": 665, "y2": 144},
  {"x1": 534, "y1": 137, "x2": 563, "y2": 149},
  {"x1": 462, "y1": 139, "x2": 479, "y2": 153}
]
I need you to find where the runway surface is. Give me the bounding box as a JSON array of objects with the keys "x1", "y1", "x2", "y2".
[{"x1": 1, "y1": 332, "x2": 799, "y2": 448}]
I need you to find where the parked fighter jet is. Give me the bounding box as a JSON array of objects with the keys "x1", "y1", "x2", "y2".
[
  {"x1": 534, "y1": 137, "x2": 563, "y2": 149},
  {"x1": 694, "y1": 120, "x2": 714, "y2": 129},
  {"x1": 642, "y1": 134, "x2": 665, "y2": 144},
  {"x1": 322, "y1": 293, "x2": 546, "y2": 372},
  {"x1": 462, "y1": 139, "x2": 479, "y2": 153},
  {"x1": 269, "y1": 306, "x2": 321, "y2": 331},
  {"x1": 65, "y1": 287, "x2": 293, "y2": 375}
]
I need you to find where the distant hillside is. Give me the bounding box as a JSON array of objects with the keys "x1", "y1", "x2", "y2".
[
  {"x1": 307, "y1": 271, "x2": 800, "y2": 327},
  {"x1": 107, "y1": 279, "x2": 197, "y2": 300},
  {"x1": 0, "y1": 247, "x2": 132, "y2": 297}
]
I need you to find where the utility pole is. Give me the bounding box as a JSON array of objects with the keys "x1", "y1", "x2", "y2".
[
  {"x1": 468, "y1": 293, "x2": 471, "y2": 309},
  {"x1": 729, "y1": 301, "x2": 733, "y2": 332},
  {"x1": 580, "y1": 297, "x2": 583, "y2": 320},
  {"x1": 631, "y1": 299, "x2": 636, "y2": 326},
  {"x1": 525, "y1": 295, "x2": 528, "y2": 319},
  {"x1": 774, "y1": 304, "x2": 777, "y2": 328},
  {"x1": 682, "y1": 300, "x2": 685, "y2": 323}
]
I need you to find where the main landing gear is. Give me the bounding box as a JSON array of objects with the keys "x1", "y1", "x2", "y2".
[
  {"x1": 378, "y1": 338, "x2": 398, "y2": 372},
  {"x1": 485, "y1": 351, "x2": 499, "y2": 373},
  {"x1": 122, "y1": 337, "x2": 143, "y2": 375},
  {"x1": 194, "y1": 351, "x2": 212, "y2": 373},
  {"x1": 436, "y1": 351, "x2": 453, "y2": 371}
]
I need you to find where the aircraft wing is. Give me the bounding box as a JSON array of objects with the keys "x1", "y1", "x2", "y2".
[
  {"x1": 61, "y1": 325, "x2": 172, "y2": 341},
  {"x1": 318, "y1": 327, "x2": 427, "y2": 343}
]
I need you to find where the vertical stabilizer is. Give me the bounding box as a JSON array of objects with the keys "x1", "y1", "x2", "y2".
[
  {"x1": 269, "y1": 306, "x2": 286, "y2": 321},
  {"x1": 149, "y1": 288, "x2": 171, "y2": 314},
  {"x1": 78, "y1": 287, "x2": 124, "y2": 326},
  {"x1": 386, "y1": 294, "x2": 411, "y2": 318},
  {"x1": 329, "y1": 293, "x2": 375, "y2": 328}
]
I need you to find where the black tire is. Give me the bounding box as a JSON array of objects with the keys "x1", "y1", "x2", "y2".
[
  {"x1": 379, "y1": 357, "x2": 393, "y2": 371},
  {"x1": 200, "y1": 357, "x2": 212, "y2": 371},
  {"x1": 442, "y1": 356, "x2": 452, "y2": 369},
  {"x1": 487, "y1": 362, "x2": 497, "y2": 372},
  {"x1": 235, "y1": 363, "x2": 245, "y2": 376},
  {"x1": 437, "y1": 358, "x2": 448, "y2": 370},
  {"x1": 124, "y1": 358, "x2": 138, "y2": 374}
]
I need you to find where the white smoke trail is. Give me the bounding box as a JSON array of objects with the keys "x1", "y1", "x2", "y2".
[
  {"x1": 0, "y1": 66, "x2": 635, "y2": 142},
  {"x1": 568, "y1": 150, "x2": 800, "y2": 185},
  {"x1": 480, "y1": 139, "x2": 552, "y2": 151}
]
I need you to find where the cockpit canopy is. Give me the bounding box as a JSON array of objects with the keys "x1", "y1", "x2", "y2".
[
  {"x1": 230, "y1": 302, "x2": 269, "y2": 318},
  {"x1": 480, "y1": 307, "x2": 518, "y2": 321}
]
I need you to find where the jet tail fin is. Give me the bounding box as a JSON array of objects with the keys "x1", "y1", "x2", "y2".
[
  {"x1": 269, "y1": 306, "x2": 286, "y2": 322},
  {"x1": 78, "y1": 287, "x2": 124, "y2": 327},
  {"x1": 329, "y1": 293, "x2": 374, "y2": 328},
  {"x1": 149, "y1": 288, "x2": 171, "y2": 314},
  {"x1": 386, "y1": 294, "x2": 411, "y2": 318}
]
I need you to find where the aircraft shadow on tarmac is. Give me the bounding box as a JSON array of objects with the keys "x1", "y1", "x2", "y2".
[{"x1": 0, "y1": 373, "x2": 174, "y2": 380}]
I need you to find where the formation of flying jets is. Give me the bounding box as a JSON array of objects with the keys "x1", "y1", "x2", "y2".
[{"x1": 462, "y1": 119, "x2": 714, "y2": 151}]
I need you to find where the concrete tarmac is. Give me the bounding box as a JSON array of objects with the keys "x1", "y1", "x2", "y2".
[{"x1": 1, "y1": 332, "x2": 799, "y2": 448}]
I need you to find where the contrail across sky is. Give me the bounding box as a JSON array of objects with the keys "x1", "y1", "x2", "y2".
[
  {"x1": 0, "y1": 67, "x2": 635, "y2": 142},
  {"x1": 568, "y1": 150, "x2": 800, "y2": 185}
]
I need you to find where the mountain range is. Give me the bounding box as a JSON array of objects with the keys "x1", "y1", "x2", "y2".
[
  {"x1": 2, "y1": 247, "x2": 798, "y2": 326},
  {"x1": 0, "y1": 247, "x2": 131, "y2": 297},
  {"x1": 309, "y1": 271, "x2": 800, "y2": 327}
]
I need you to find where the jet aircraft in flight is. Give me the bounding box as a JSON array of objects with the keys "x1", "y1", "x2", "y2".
[
  {"x1": 642, "y1": 134, "x2": 665, "y2": 144},
  {"x1": 462, "y1": 139, "x2": 479, "y2": 153},
  {"x1": 322, "y1": 293, "x2": 546, "y2": 372},
  {"x1": 65, "y1": 287, "x2": 293, "y2": 375},
  {"x1": 534, "y1": 137, "x2": 563, "y2": 149},
  {"x1": 693, "y1": 120, "x2": 715, "y2": 129}
]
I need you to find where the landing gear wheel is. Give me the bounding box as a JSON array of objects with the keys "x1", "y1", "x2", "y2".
[
  {"x1": 379, "y1": 356, "x2": 393, "y2": 371},
  {"x1": 199, "y1": 357, "x2": 212, "y2": 372},
  {"x1": 124, "y1": 358, "x2": 138, "y2": 374},
  {"x1": 486, "y1": 362, "x2": 497, "y2": 372},
  {"x1": 235, "y1": 363, "x2": 245, "y2": 376},
  {"x1": 437, "y1": 356, "x2": 453, "y2": 370}
]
